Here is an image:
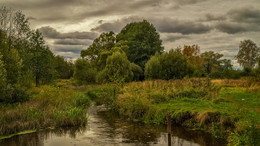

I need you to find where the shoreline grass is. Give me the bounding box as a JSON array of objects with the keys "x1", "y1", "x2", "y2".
[{"x1": 0, "y1": 83, "x2": 91, "y2": 139}]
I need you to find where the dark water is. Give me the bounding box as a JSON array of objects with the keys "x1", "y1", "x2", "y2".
[{"x1": 0, "y1": 104, "x2": 226, "y2": 146}]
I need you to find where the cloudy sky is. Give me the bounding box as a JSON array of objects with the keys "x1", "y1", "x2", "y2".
[{"x1": 1, "y1": 0, "x2": 260, "y2": 67}]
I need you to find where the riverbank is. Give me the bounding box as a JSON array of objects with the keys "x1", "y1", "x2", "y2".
[
  {"x1": 0, "y1": 83, "x2": 91, "y2": 139},
  {"x1": 86, "y1": 79, "x2": 260, "y2": 145}
]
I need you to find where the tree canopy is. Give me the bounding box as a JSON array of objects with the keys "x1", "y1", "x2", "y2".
[
  {"x1": 116, "y1": 20, "x2": 163, "y2": 69},
  {"x1": 236, "y1": 39, "x2": 260, "y2": 69}
]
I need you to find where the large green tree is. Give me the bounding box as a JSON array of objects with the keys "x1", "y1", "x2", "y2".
[
  {"x1": 81, "y1": 31, "x2": 115, "y2": 62},
  {"x1": 116, "y1": 20, "x2": 163, "y2": 69},
  {"x1": 145, "y1": 49, "x2": 192, "y2": 80},
  {"x1": 29, "y1": 30, "x2": 54, "y2": 87},
  {"x1": 201, "y1": 51, "x2": 223, "y2": 74},
  {"x1": 96, "y1": 50, "x2": 133, "y2": 84},
  {"x1": 144, "y1": 52, "x2": 161, "y2": 79},
  {"x1": 73, "y1": 58, "x2": 97, "y2": 84},
  {"x1": 235, "y1": 39, "x2": 260, "y2": 69}
]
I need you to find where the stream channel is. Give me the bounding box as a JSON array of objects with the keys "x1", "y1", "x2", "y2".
[{"x1": 0, "y1": 104, "x2": 226, "y2": 146}]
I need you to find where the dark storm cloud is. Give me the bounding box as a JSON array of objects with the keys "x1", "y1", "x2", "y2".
[
  {"x1": 215, "y1": 22, "x2": 247, "y2": 34},
  {"x1": 39, "y1": 26, "x2": 98, "y2": 39},
  {"x1": 228, "y1": 7, "x2": 260, "y2": 24},
  {"x1": 54, "y1": 39, "x2": 93, "y2": 46},
  {"x1": 154, "y1": 19, "x2": 211, "y2": 34}
]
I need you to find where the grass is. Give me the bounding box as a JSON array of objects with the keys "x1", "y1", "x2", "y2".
[
  {"x1": 0, "y1": 81, "x2": 91, "y2": 139},
  {"x1": 88, "y1": 79, "x2": 260, "y2": 145}
]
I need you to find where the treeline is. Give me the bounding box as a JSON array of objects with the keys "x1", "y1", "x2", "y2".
[
  {"x1": 74, "y1": 21, "x2": 260, "y2": 84},
  {"x1": 0, "y1": 6, "x2": 73, "y2": 103}
]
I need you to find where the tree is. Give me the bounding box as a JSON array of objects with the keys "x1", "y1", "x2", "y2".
[
  {"x1": 159, "y1": 49, "x2": 192, "y2": 80},
  {"x1": 81, "y1": 31, "x2": 115, "y2": 62},
  {"x1": 97, "y1": 51, "x2": 133, "y2": 84},
  {"x1": 29, "y1": 30, "x2": 53, "y2": 87},
  {"x1": 73, "y1": 58, "x2": 97, "y2": 84},
  {"x1": 53, "y1": 56, "x2": 73, "y2": 79},
  {"x1": 144, "y1": 52, "x2": 161, "y2": 79},
  {"x1": 182, "y1": 45, "x2": 204, "y2": 77},
  {"x1": 201, "y1": 51, "x2": 223, "y2": 74},
  {"x1": 130, "y1": 63, "x2": 143, "y2": 81},
  {"x1": 0, "y1": 52, "x2": 7, "y2": 101},
  {"x1": 145, "y1": 50, "x2": 193, "y2": 80},
  {"x1": 116, "y1": 20, "x2": 163, "y2": 69},
  {"x1": 235, "y1": 39, "x2": 260, "y2": 69}
]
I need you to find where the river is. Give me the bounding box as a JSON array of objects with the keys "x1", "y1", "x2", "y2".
[{"x1": 0, "y1": 104, "x2": 226, "y2": 146}]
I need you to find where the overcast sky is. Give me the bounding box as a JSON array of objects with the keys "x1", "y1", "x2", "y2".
[{"x1": 1, "y1": 0, "x2": 260, "y2": 67}]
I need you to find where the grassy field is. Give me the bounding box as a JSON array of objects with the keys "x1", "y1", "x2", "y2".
[
  {"x1": 86, "y1": 79, "x2": 260, "y2": 145},
  {"x1": 0, "y1": 80, "x2": 91, "y2": 139}
]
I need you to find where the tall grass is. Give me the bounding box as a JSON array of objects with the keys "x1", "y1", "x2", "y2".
[{"x1": 0, "y1": 85, "x2": 91, "y2": 137}]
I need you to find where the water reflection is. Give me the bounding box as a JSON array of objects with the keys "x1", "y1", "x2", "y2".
[{"x1": 0, "y1": 104, "x2": 225, "y2": 146}]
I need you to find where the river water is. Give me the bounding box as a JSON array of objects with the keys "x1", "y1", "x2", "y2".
[{"x1": 0, "y1": 104, "x2": 225, "y2": 146}]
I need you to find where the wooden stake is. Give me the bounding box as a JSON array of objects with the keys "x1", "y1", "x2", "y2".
[{"x1": 167, "y1": 115, "x2": 171, "y2": 134}]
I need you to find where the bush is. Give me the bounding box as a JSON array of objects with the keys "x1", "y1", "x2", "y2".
[
  {"x1": 73, "y1": 93, "x2": 91, "y2": 107},
  {"x1": 73, "y1": 58, "x2": 97, "y2": 84}
]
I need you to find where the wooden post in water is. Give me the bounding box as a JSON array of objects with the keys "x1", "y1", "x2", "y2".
[
  {"x1": 167, "y1": 115, "x2": 171, "y2": 134},
  {"x1": 167, "y1": 115, "x2": 172, "y2": 146}
]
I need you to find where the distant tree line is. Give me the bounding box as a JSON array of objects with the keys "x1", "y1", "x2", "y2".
[
  {"x1": 0, "y1": 6, "x2": 73, "y2": 103},
  {"x1": 75, "y1": 20, "x2": 260, "y2": 84}
]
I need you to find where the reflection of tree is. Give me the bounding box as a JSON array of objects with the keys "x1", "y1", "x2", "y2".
[
  {"x1": 97, "y1": 110, "x2": 164, "y2": 145},
  {"x1": 0, "y1": 132, "x2": 43, "y2": 146},
  {"x1": 0, "y1": 126, "x2": 86, "y2": 146}
]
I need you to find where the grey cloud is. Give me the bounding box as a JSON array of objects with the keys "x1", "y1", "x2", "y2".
[
  {"x1": 228, "y1": 7, "x2": 260, "y2": 24},
  {"x1": 91, "y1": 16, "x2": 142, "y2": 33},
  {"x1": 91, "y1": 22, "x2": 123, "y2": 33},
  {"x1": 53, "y1": 45, "x2": 83, "y2": 54},
  {"x1": 39, "y1": 26, "x2": 98, "y2": 39},
  {"x1": 54, "y1": 39, "x2": 93, "y2": 46},
  {"x1": 92, "y1": 17, "x2": 211, "y2": 35},
  {"x1": 215, "y1": 22, "x2": 260, "y2": 34},
  {"x1": 154, "y1": 19, "x2": 211, "y2": 34},
  {"x1": 161, "y1": 33, "x2": 188, "y2": 42},
  {"x1": 175, "y1": 0, "x2": 207, "y2": 5},
  {"x1": 215, "y1": 22, "x2": 247, "y2": 34},
  {"x1": 201, "y1": 14, "x2": 226, "y2": 21}
]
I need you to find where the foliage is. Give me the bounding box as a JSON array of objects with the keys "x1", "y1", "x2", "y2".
[
  {"x1": 201, "y1": 51, "x2": 223, "y2": 74},
  {"x1": 73, "y1": 58, "x2": 97, "y2": 84},
  {"x1": 145, "y1": 49, "x2": 193, "y2": 80},
  {"x1": 81, "y1": 31, "x2": 115, "y2": 62},
  {"x1": 0, "y1": 52, "x2": 8, "y2": 101},
  {"x1": 100, "y1": 51, "x2": 133, "y2": 84},
  {"x1": 116, "y1": 20, "x2": 163, "y2": 69},
  {"x1": 144, "y1": 52, "x2": 161, "y2": 79},
  {"x1": 53, "y1": 56, "x2": 73, "y2": 79},
  {"x1": 236, "y1": 39, "x2": 260, "y2": 69},
  {"x1": 130, "y1": 63, "x2": 143, "y2": 81}
]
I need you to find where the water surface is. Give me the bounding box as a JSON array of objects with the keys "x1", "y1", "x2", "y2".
[{"x1": 0, "y1": 104, "x2": 225, "y2": 146}]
